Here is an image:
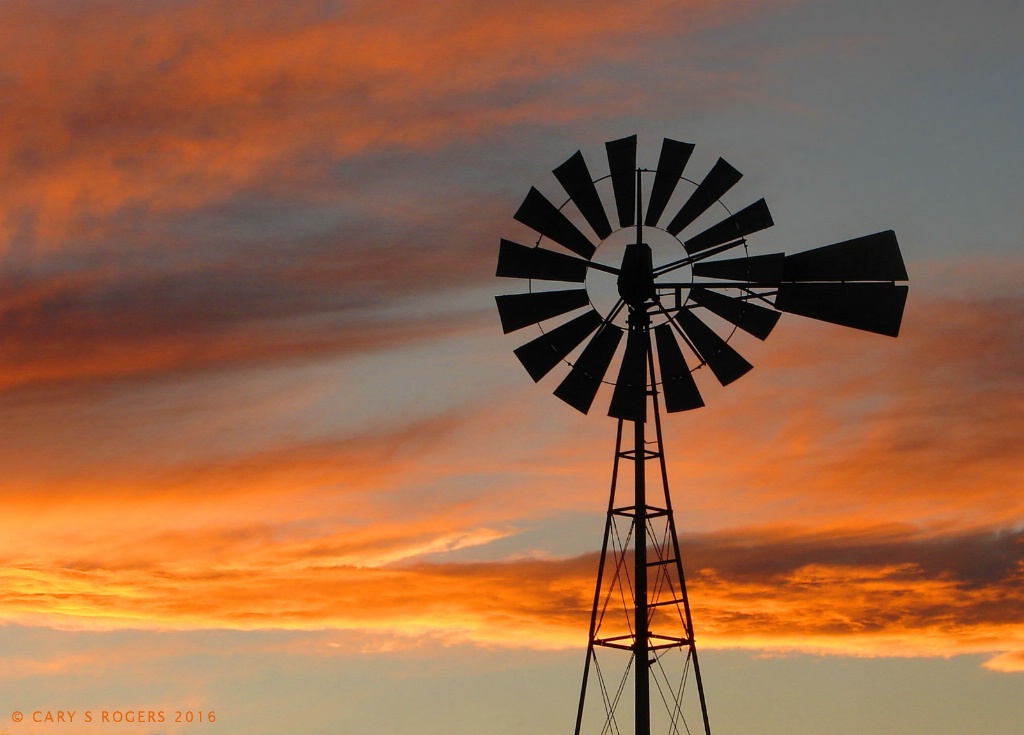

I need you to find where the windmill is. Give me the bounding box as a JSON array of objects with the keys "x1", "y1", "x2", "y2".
[{"x1": 494, "y1": 135, "x2": 909, "y2": 735}]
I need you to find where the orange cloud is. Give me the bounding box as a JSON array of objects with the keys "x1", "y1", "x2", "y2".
[
  {"x1": 1, "y1": 527, "x2": 1021, "y2": 673},
  {"x1": 984, "y1": 652, "x2": 1024, "y2": 673},
  {"x1": 0, "y1": 0, "x2": 785, "y2": 251},
  {"x1": 1, "y1": 0, "x2": 813, "y2": 400},
  {"x1": 1, "y1": 264, "x2": 1021, "y2": 674}
]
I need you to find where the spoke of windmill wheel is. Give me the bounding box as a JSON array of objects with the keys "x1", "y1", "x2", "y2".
[
  {"x1": 496, "y1": 239, "x2": 590, "y2": 282},
  {"x1": 644, "y1": 139, "x2": 695, "y2": 228},
  {"x1": 553, "y1": 326, "x2": 623, "y2": 414},
  {"x1": 513, "y1": 309, "x2": 604, "y2": 382},
  {"x1": 606, "y1": 135, "x2": 638, "y2": 228},
  {"x1": 683, "y1": 199, "x2": 774, "y2": 254},
  {"x1": 688, "y1": 287, "x2": 781, "y2": 340},
  {"x1": 783, "y1": 230, "x2": 908, "y2": 282},
  {"x1": 554, "y1": 151, "x2": 613, "y2": 240},
  {"x1": 608, "y1": 326, "x2": 648, "y2": 422},
  {"x1": 775, "y1": 282, "x2": 909, "y2": 337},
  {"x1": 691, "y1": 253, "x2": 785, "y2": 284},
  {"x1": 665, "y1": 158, "x2": 743, "y2": 236},
  {"x1": 514, "y1": 187, "x2": 597, "y2": 259},
  {"x1": 495, "y1": 289, "x2": 590, "y2": 334},
  {"x1": 653, "y1": 324, "x2": 704, "y2": 412},
  {"x1": 671, "y1": 308, "x2": 753, "y2": 385}
]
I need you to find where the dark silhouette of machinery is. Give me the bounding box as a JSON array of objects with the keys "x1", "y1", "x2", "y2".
[{"x1": 495, "y1": 135, "x2": 908, "y2": 735}]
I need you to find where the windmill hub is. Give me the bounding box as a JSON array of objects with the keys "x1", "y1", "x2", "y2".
[
  {"x1": 616, "y1": 242, "x2": 655, "y2": 308},
  {"x1": 585, "y1": 226, "x2": 690, "y2": 329}
]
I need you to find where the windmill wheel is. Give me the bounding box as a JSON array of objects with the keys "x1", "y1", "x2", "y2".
[{"x1": 495, "y1": 135, "x2": 909, "y2": 421}]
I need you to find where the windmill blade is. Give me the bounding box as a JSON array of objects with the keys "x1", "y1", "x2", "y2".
[
  {"x1": 553, "y1": 151, "x2": 613, "y2": 240},
  {"x1": 606, "y1": 135, "x2": 637, "y2": 228},
  {"x1": 783, "y1": 230, "x2": 908, "y2": 282},
  {"x1": 683, "y1": 199, "x2": 774, "y2": 254},
  {"x1": 496, "y1": 239, "x2": 589, "y2": 283},
  {"x1": 645, "y1": 138, "x2": 695, "y2": 227},
  {"x1": 608, "y1": 328, "x2": 649, "y2": 422},
  {"x1": 513, "y1": 309, "x2": 603, "y2": 382},
  {"x1": 514, "y1": 187, "x2": 597, "y2": 259},
  {"x1": 775, "y1": 282, "x2": 908, "y2": 337},
  {"x1": 554, "y1": 326, "x2": 622, "y2": 414},
  {"x1": 692, "y1": 253, "x2": 785, "y2": 284},
  {"x1": 672, "y1": 308, "x2": 753, "y2": 385},
  {"x1": 495, "y1": 289, "x2": 590, "y2": 334},
  {"x1": 653, "y1": 324, "x2": 704, "y2": 412},
  {"x1": 666, "y1": 158, "x2": 743, "y2": 236},
  {"x1": 689, "y1": 287, "x2": 781, "y2": 340}
]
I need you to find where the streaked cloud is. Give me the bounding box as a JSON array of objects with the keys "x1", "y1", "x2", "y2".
[
  {"x1": 1, "y1": 280, "x2": 1020, "y2": 676},
  {"x1": 1, "y1": 0, "x2": 812, "y2": 403},
  {"x1": 1, "y1": 525, "x2": 1020, "y2": 672},
  {"x1": 0, "y1": 261, "x2": 493, "y2": 391},
  {"x1": 1, "y1": 0, "x2": 786, "y2": 253}
]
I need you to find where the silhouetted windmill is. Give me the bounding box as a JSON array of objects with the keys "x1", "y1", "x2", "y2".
[{"x1": 495, "y1": 135, "x2": 908, "y2": 735}]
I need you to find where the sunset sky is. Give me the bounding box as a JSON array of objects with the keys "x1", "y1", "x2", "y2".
[{"x1": 1, "y1": 1, "x2": 1022, "y2": 733}]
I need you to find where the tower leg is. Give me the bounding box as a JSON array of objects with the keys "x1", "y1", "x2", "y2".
[
  {"x1": 633, "y1": 416, "x2": 650, "y2": 735},
  {"x1": 651, "y1": 384, "x2": 712, "y2": 735},
  {"x1": 575, "y1": 421, "x2": 624, "y2": 735}
]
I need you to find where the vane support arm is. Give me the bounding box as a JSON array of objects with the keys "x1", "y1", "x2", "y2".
[{"x1": 652, "y1": 238, "x2": 747, "y2": 277}]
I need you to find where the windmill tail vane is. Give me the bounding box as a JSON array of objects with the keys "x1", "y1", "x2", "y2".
[{"x1": 494, "y1": 134, "x2": 909, "y2": 735}]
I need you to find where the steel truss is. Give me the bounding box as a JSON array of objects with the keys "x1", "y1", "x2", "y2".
[{"x1": 574, "y1": 311, "x2": 711, "y2": 735}]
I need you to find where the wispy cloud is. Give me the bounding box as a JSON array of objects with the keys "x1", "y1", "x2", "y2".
[
  {"x1": 0, "y1": 0, "x2": 783, "y2": 252},
  {"x1": 1, "y1": 526, "x2": 1021, "y2": 673},
  {"x1": 1, "y1": 282, "x2": 1021, "y2": 677},
  {"x1": 0, "y1": 261, "x2": 493, "y2": 391},
  {"x1": 1, "y1": 0, "x2": 805, "y2": 399}
]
